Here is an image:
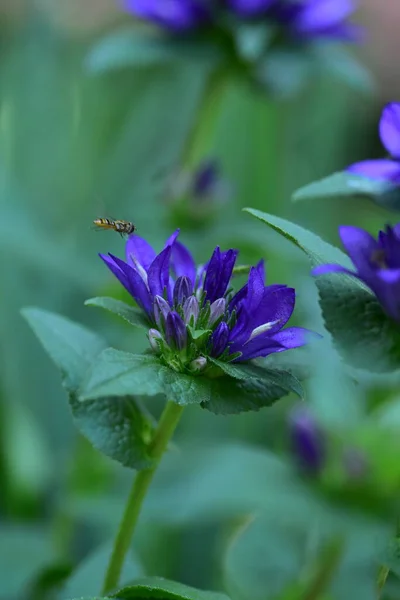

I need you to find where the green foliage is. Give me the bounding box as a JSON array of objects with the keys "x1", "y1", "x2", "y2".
[
  {"x1": 85, "y1": 297, "x2": 149, "y2": 330},
  {"x1": 245, "y1": 208, "x2": 400, "y2": 372},
  {"x1": 112, "y1": 577, "x2": 230, "y2": 599},
  {"x1": 293, "y1": 171, "x2": 400, "y2": 211},
  {"x1": 22, "y1": 309, "x2": 154, "y2": 469}
]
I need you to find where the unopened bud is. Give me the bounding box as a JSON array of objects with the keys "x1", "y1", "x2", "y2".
[
  {"x1": 148, "y1": 329, "x2": 163, "y2": 353},
  {"x1": 154, "y1": 295, "x2": 170, "y2": 328},
  {"x1": 189, "y1": 357, "x2": 207, "y2": 373},
  {"x1": 165, "y1": 311, "x2": 187, "y2": 351},
  {"x1": 173, "y1": 276, "x2": 192, "y2": 306},
  {"x1": 208, "y1": 298, "x2": 226, "y2": 327},
  {"x1": 183, "y1": 295, "x2": 200, "y2": 325},
  {"x1": 289, "y1": 407, "x2": 325, "y2": 474}
]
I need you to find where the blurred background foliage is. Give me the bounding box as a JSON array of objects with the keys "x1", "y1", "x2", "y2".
[{"x1": 1, "y1": 1, "x2": 400, "y2": 599}]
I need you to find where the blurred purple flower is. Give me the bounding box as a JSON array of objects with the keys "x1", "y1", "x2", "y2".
[
  {"x1": 228, "y1": 0, "x2": 361, "y2": 42},
  {"x1": 100, "y1": 230, "x2": 317, "y2": 366},
  {"x1": 289, "y1": 407, "x2": 325, "y2": 473},
  {"x1": 192, "y1": 159, "x2": 221, "y2": 199},
  {"x1": 122, "y1": 0, "x2": 212, "y2": 32},
  {"x1": 348, "y1": 103, "x2": 400, "y2": 185},
  {"x1": 312, "y1": 224, "x2": 400, "y2": 322}
]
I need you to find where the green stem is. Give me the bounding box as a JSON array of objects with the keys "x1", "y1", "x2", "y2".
[
  {"x1": 101, "y1": 401, "x2": 185, "y2": 595},
  {"x1": 183, "y1": 66, "x2": 228, "y2": 169}
]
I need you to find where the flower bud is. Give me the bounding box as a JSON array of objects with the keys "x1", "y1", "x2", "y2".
[
  {"x1": 153, "y1": 295, "x2": 170, "y2": 328},
  {"x1": 183, "y1": 295, "x2": 200, "y2": 325},
  {"x1": 148, "y1": 329, "x2": 163, "y2": 353},
  {"x1": 289, "y1": 407, "x2": 324, "y2": 474},
  {"x1": 208, "y1": 298, "x2": 226, "y2": 327},
  {"x1": 189, "y1": 356, "x2": 207, "y2": 373},
  {"x1": 210, "y1": 322, "x2": 230, "y2": 357},
  {"x1": 173, "y1": 276, "x2": 192, "y2": 306},
  {"x1": 165, "y1": 311, "x2": 187, "y2": 351}
]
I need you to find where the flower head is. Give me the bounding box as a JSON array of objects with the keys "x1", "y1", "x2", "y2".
[
  {"x1": 228, "y1": 0, "x2": 361, "y2": 42},
  {"x1": 348, "y1": 103, "x2": 400, "y2": 185},
  {"x1": 100, "y1": 230, "x2": 316, "y2": 371},
  {"x1": 312, "y1": 224, "x2": 400, "y2": 322},
  {"x1": 122, "y1": 0, "x2": 212, "y2": 32}
]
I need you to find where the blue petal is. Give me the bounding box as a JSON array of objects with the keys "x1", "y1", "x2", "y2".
[
  {"x1": 103, "y1": 254, "x2": 152, "y2": 316},
  {"x1": 227, "y1": 0, "x2": 274, "y2": 17},
  {"x1": 171, "y1": 241, "x2": 197, "y2": 284},
  {"x1": 125, "y1": 235, "x2": 156, "y2": 272},
  {"x1": 312, "y1": 263, "x2": 357, "y2": 277},
  {"x1": 210, "y1": 322, "x2": 230, "y2": 357},
  {"x1": 374, "y1": 269, "x2": 400, "y2": 322},
  {"x1": 122, "y1": 0, "x2": 209, "y2": 31},
  {"x1": 271, "y1": 327, "x2": 320, "y2": 349},
  {"x1": 147, "y1": 246, "x2": 172, "y2": 300},
  {"x1": 347, "y1": 159, "x2": 400, "y2": 184},
  {"x1": 233, "y1": 335, "x2": 284, "y2": 361},
  {"x1": 338, "y1": 225, "x2": 379, "y2": 277},
  {"x1": 295, "y1": 0, "x2": 355, "y2": 33},
  {"x1": 379, "y1": 103, "x2": 400, "y2": 159}
]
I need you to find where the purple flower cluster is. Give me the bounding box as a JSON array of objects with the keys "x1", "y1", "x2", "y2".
[
  {"x1": 313, "y1": 224, "x2": 400, "y2": 322},
  {"x1": 122, "y1": 0, "x2": 360, "y2": 43},
  {"x1": 101, "y1": 230, "x2": 314, "y2": 371},
  {"x1": 348, "y1": 102, "x2": 400, "y2": 185},
  {"x1": 230, "y1": 0, "x2": 360, "y2": 41}
]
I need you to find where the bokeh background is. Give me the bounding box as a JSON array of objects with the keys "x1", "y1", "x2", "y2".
[{"x1": 1, "y1": 1, "x2": 399, "y2": 599}]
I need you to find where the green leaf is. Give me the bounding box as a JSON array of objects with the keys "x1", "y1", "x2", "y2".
[
  {"x1": 202, "y1": 374, "x2": 296, "y2": 415},
  {"x1": 86, "y1": 29, "x2": 222, "y2": 74},
  {"x1": 22, "y1": 309, "x2": 154, "y2": 470},
  {"x1": 85, "y1": 297, "x2": 149, "y2": 330},
  {"x1": 112, "y1": 576, "x2": 230, "y2": 600},
  {"x1": 311, "y1": 45, "x2": 374, "y2": 94},
  {"x1": 245, "y1": 209, "x2": 400, "y2": 372},
  {"x1": 70, "y1": 395, "x2": 155, "y2": 470},
  {"x1": 22, "y1": 307, "x2": 106, "y2": 393},
  {"x1": 292, "y1": 171, "x2": 400, "y2": 211},
  {"x1": 80, "y1": 349, "x2": 211, "y2": 406},
  {"x1": 257, "y1": 49, "x2": 312, "y2": 98},
  {"x1": 62, "y1": 542, "x2": 144, "y2": 599}
]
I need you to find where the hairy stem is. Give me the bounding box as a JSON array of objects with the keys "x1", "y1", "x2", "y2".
[{"x1": 101, "y1": 401, "x2": 184, "y2": 595}]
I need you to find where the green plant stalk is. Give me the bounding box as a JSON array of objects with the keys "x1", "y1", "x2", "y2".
[{"x1": 101, "y1": 401, "x2": 185, "y2": 595}]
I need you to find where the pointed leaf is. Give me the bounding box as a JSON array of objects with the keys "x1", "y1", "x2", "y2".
[
  {"x1": 245, "y1": 209, "x2": 400, "y2": 372},
  {"x1": 22, "y1": 307, "x2": 106, "y2": 393},
  {"x1": 208, "y1": 357, "x2": 304, "y2": 398},
  {"x1": 70, "y1": 394, "x2": 155, "y2": 470},
  {"x1": 80, "y1": 349, "x2": 212, "y2": 406},
  {"x1": 85, "y1": 297, "x2": 149, "y2": 329},
  {"x1": 112, "y1": 576, "x2": 230, "y2": 600},
  {"x1": 293, "y1": 171, "x2": 400, "y2": 211}
]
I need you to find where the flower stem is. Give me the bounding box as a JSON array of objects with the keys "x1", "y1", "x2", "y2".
[{"x1": 101, "y1": 401, "x2": 185, "y2": 595}]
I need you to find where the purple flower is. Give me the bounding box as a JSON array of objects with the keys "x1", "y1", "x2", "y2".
[
  {"x1": 122, "y1": 0, "x2": 211, "y2": 32},
  {"x1": 289, "y1": 407, "x2": 325, "y2": 473},
  {"x1": 312, "y1": 224, "x2": 400, "y2": 322},
  {"x1": 192, "y1": 159, "x2": 220, "y2": 199},
  {"x1": 229, "y1": 0, "x2": 361, "y2": 42},
  {"x1": 100, "y1": 230, "x2": 317, "y2": 369},
  {"x1": 348, "y1": 103, "x2": 400, "y2": 185}
]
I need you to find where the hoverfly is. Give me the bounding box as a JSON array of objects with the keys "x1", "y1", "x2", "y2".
[{"x1": 93, "y1": 217, "x2": 136, "y2": 237}]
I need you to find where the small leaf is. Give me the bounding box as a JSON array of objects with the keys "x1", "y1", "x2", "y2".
[
  {"x1": 62, "y1": 542, "x2": 144, "y2": 599},
  {"x1": 202, "y1": 374, "x2": 296, "y2": 415},
  {"x1": 257, "y1": 49, "x2": 312, "y2": 98},
  {"x1": 85, "y1": 297, "x2": 149, "y2": 330},
  {"x1": 312, "y1": 44, "x2": 374, "y2": 94},
  {"x1": 293, "y1": 171, "x2": 400, "y2": 211},
  {"x1": 245, "y1": 209, "x2": 400, "y2": 372},
  {"x1": 208, "y1": 357, "x2": 304, "y2": 398},
  {"x1": 80, "y1": 349, "x2": 212, "y2": 406},
  {"x1": 112, "y1": 576, "x2": 230, "y2": 600},
  {"x1": 22, "y1": 307, "x2": 106, "y2": 393},
  {"x1": 70, "y1": 394, "x2": 155, "y2": 470},
  {"x1": 86, "y1": 29, "x2": 222, "y2": 74}
]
